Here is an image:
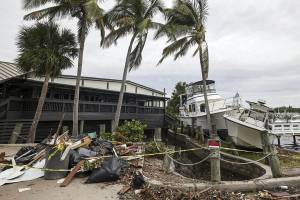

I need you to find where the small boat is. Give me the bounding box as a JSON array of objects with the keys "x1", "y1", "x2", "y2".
[
  {"x1": 224, "y1": 100, "x2": 272, "y2": 149},
  {"x1": 179, "y1": 80, "x2": 239, "y2": 134},
  {"x1": 224, "y1": 100, "x2": 300, "y2": 149}
]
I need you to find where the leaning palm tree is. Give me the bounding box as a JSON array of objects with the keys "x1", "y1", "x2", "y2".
[
  {"x1": 157, "y1": 0, "x2": 221, "y2": 182},
  {"x1": 16, "y1": 22, "x2": 78, "y2": 143},
  {"x1": 23, "y1": 0, "x2": 105, "y2": 136},
  {"x1": 156, "y1": 0, "x2": 213, "y2": 134},
  {"x1": 104, "y1": 0, "x2": 163, "y2": 131}
]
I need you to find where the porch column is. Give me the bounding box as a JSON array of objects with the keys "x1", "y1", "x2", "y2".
[
  {"x1": 154, "y1": 128, "x2": 162, "y2": 142},
  {"x1": 99, "y1": 124, "x2": 106, "y2": 136},
  {"x1": 80, "y1": 120, "x2": 85, "y2": 135},
  {"x1": 9, "y1": 122, "x2": 23, "y2": 144}
]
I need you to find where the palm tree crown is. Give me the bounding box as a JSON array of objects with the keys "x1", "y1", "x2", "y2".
[
  {"x1": 16, "y1": 22, "x2": 78, "y2": 143},
  {"x1": 23, "y1": 0, "x2": 105, "y2": 42},
  {"x1": 104, "y1": 0, "x2": 163, "y2": 70},
  {"x1": 156, "y1": 0, "x2": 209, "y2": 77},
  {"x1": 16, "y1": 22, "x2": 78, "y2": 77}
]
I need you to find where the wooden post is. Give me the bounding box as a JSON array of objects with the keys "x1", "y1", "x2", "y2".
[
  {"x1": 191, "y1": 117, "x2": 196, "y2": 138},
  {"x1": 293, "y1": 135, "x2": 297, "y2": 146},
  {"x1": 210, "y1": 125, "x2": 221, "y2": 182},
  {"x1": 276, "y1": 135, "x2": 281, "y2": 147},
  {"x1": 261, "y1": 131, "x2": 282, "y2": 178},
  {"x1": 180, "y1": 121, "x2": 183, "y2": 134},
  {"x1": 9, "y1": 122, "x2": 23, "y2": 144},
  {"x1": 79, "y1": 120, "x2": 84, "y2": 135},
  {"x1": 196, "y1": 126, "x2": 204, "y2": 144}
]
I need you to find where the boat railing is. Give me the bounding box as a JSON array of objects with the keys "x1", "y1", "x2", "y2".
[{"x1": 270, "y1": 122, "x2": 300, "y2": 135}]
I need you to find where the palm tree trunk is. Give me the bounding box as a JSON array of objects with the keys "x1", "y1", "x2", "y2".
[
  {"x1": 113, "y1": 32, "x2": 138, "y2": 131},
  {"x1": 72, "y1": 28, "x2": 86, "y2": 137},
  {"x1": 27, "y1": 73, "x2": 51, "y2": 143},
  {"x1": 199, "y1": 43, "x2": 221, "y2": 182},
  {"x1": 198, "y1": 44, "x2": 213, "y2": 137}
]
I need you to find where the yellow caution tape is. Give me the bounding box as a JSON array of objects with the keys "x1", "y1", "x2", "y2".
[{"x1": 0, "y1": 145, "x2": 264, "y2": 172}]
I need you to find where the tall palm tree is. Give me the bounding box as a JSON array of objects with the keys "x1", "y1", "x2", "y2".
[
  {"x1": 16, "y1": 22, "x2": 78, "y2": 143},
  {"x1": 157, "y1": 0, "x2": 221, "y2": 182},
  {"x1": 104, "y1": 0, "x2": 163, "y2": 131},
  {"x1": 23, "y1": 0, "x2": 105, "y2": 136},
  {"x1": 156, "y1": 0, "x2": 213, "y2": 135}
]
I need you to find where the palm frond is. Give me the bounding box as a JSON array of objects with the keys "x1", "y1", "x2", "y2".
[
  {"x1": 129, "y1": 32, "x2": 148, "y2": 71},
  {"x1": 157, "y1": 36, "x2": 189, "y2": 65}
]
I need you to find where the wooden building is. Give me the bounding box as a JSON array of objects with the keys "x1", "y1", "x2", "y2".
[{"x1": 0, "y1": 61, "x2": 168, "y2": 143}]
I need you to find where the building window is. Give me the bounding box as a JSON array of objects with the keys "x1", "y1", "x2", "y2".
[{"x1": 200, "y1": 104, "x2": 205, "y2": 112}]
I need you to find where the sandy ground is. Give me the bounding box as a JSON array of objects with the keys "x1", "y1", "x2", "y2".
[{"x1": 0, "y1": 146, "x2": 123, "y2": 200}]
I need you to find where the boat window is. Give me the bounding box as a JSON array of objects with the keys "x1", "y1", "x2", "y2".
[
  {"x1": 293, "y1": 125, "x2": 299, "y2": 127},
  {"x1": 274, "y1": 125, "x2": 282, "y2": 127},
  {"x1": 284, "y1": 125, "x2": 290, "y2": 127},
  {"x1": 200, "y1": 104, "x2": 205, "y2": 112},
  {"x1": 189, "y1": 104, "x2": 196, "y2": 112}
]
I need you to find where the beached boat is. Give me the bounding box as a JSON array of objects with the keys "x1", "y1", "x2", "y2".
[
  {"x1": 224, "y1": 100, "x2": 300, "y2": 149},
  {"x1": 179, "y1": 80, "x2": 239, "y2": 134}
]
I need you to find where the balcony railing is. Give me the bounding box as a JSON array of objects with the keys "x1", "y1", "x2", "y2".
[{"x1": 5, "y1": 97, "x2": 164, "y2": 115}]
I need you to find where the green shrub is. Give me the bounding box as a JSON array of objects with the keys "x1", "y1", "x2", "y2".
[
  {"x1": 100, "y1": 132, "x2": 113, "y2": 141},
  {"x1": 100, "y1": 120, "x2": 147, "y2": 142},
  {"x1": 116, "y1": 120, "x2": 147, "y2": 142}
]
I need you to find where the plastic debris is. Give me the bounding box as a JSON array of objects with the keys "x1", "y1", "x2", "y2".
[
  {"x1": 85, "y1": 157, "x2": 123, "y2": 183},
  {"x1": 18, "y1": 187, "x2": 31, "y2": 192}
]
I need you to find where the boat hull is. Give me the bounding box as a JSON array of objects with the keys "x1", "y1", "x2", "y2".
[{"x1": 224, "y1": 115, "x2": 273, "y2": 149}]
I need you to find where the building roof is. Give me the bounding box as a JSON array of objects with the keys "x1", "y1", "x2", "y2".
[
  {"x1": 0, "y1": 61, "x2": 165, "y2": 96},
  {"x1": 0, "y1": 61, "x2": 25, "y2": 83}
]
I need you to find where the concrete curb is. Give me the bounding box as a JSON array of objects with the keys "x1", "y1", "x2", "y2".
[{"x1": 144, "y1": 175, "x2": 300, "y2": 192}]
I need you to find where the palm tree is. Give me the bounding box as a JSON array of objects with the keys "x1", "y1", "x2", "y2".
[
  {"x1": 104, "y1": 0, "x2": 163, "y2": 131},
  {"x1": 23, "y1": 0, "x2": 105, "y2": 136},
  {"x1": 157, "y1": 0, "x2": 221, "y2": 182},
  {"x1": 156, "y1": 0, "x2": 213, "y2": 135},
  {"x1": 16, "y1": 22, "x2": 78, "y2": 143}
]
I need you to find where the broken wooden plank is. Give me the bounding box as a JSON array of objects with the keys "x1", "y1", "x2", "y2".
[
  {"x1": 60, "y1": 160, "x2": 85, "y2": 187},
  {"x1": 118, "y1": 185, "x2": 131, "y2": 195},
  {"x1": 0, "y1": 152, "x2": 5, "y2": 162}
]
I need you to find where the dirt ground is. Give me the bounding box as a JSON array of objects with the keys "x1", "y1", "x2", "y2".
[{"x1": 0, "y1": 146, "x2": 123, "y2": 200}]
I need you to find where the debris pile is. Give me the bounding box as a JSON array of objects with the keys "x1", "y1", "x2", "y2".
[
  {"x1": 119, "y1": 186, "x2": 251, "y2": 200},
  {"x1": 0, "y1": 130, "x2": 145, "y2": 188}
]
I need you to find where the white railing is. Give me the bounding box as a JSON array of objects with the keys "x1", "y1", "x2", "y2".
[{"x1": 270, "y1": 123, "x2": 300, "y2": 135}]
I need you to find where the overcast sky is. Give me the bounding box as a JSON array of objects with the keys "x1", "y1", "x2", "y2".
[{"x1": 1, "y1": 0, "x2": 300, "y2": 107}]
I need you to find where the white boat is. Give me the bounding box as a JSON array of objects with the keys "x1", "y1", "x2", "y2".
[
  {"x1": 224, "y1": 100, "x2": 300, "y2": 149},
  {"x1": 179, "y1": 80, "x2": 238, "y2": 134},
  {"x1": 224, "y1": 100, "x2": 272, "y2": 149}
]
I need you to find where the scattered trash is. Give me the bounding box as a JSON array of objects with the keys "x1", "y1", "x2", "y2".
[
  {"x1": 0, "y1": 152, "x2": 5, "y2": 162},
  {"x1": 279, "y1": 185, "x2": 289, "y2": 190},
  {"x1": 44, "y1": 146, "x2": 69, "y2": 180},
  {"x1": 57, "y1": 178, "x2": 65, "y2": 184},
  {"x1": 132, "y1": 171, "x2": 145, "y2": 189},
  {"x1": 0, "y1": 131, "x2": 145, "y2": 189},
  {"x1": 85, "y1": 157, "x2": 123, "y2": 183},
  {"x1": 118, "y1": 185, "x2": 131, "y2": 195},
  {"x1": 60, "y1": 160, "x2": 85, "y2": 187},
  {"x1": 18, "y1": 187, "x2": 31, "y2": 192}
]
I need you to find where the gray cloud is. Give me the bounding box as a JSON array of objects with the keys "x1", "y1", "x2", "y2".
[{"x1": 1, "y1": 0, "x2": 300, "y2": 107}]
